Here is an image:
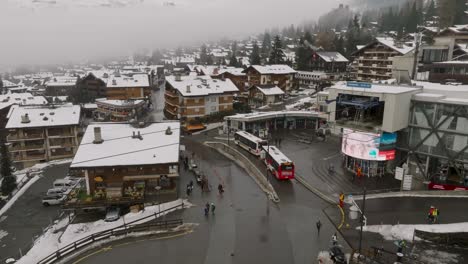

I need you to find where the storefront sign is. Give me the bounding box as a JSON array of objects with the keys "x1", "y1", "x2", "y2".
[
  {"x1": 428, "y1": 182, "x2": 468, "y2": 191},
  {"x1": 395, "y1": 167, "x2": 404, "y2": 181},
  {"x1": 347, "y1": 81, "x2": 372, "y2": 89},
  {"x1": 402, "y1": 174, "x2": 412, "y2": 191}
]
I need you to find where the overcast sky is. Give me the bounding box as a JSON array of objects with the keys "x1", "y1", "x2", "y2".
[{"x1": 0, "y1": 0, "x2": 342, "y2": 66}]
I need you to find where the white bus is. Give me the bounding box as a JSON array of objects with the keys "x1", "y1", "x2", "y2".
[{"x1": 234, "y1": 131, "x2": 267, "y2": 156}]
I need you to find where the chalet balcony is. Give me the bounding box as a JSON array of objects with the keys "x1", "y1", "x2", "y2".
[
  {"x1": 12, "y1": 152, "x2": 46, "y2": 162},
  {"x1": 48, "y1": 128, "x2": 74, "y2": 138},
  {"x1": 50, "y1": 148, "x2": 74, "y2": 158},
  {"x1": 9, "y1": 142, "x2": 45, "y2": 152},
  {"x1": 164, "y1": 90, "x2": 178, "y2": 98},
  {"x1": 7, "y1": 132, "x2": 44, "y2": 141}
]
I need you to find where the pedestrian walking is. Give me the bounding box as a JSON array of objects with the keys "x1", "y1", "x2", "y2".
[
  {"x1": 186, "y1": 184, "x2": 191, "y2": 196},
  {"x1": 205, "y1": 202, "x2": 210, "y2": 212},
  {"x1": 211, "y1": 203, "x2": 216, "y2": 214},
  {"x1": 204, "y1": 207, "x2": 209, "y2": 216},
  {"x1": 218, "y1": 183, "x2": 224, "y2": 195},
  {"x1": 278, "y1": 138, "x2": 282, "y2": 147},
  {"x1": 316, "y1": 220, "x2": 322, "y2": 234},
  {"x1": 332, "y1": 233, "x2": 338, "y2": 246}
]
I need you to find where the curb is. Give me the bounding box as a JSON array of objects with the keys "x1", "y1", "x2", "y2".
[
  {"x1": 294, "y1": 174, "x2": 336, "y2": 204},
  {"x1": 351, "y1": 190, "x2": 468, "y2": 200}
]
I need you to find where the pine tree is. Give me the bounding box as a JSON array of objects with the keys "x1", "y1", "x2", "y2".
[
  {"x1": 0, "y1": 76, "x2": 3, "y2": 89},
  {"x1": 199, "y1": 44, "x2": 209, "y2": 65},
  {"x1": 438, "y1": 0, "x2": 456, "y2": 28},
  {"x1": 454, "y1": 0, "x2": 467, "y2": 25},
  {"x1": 406, "y1": 2, "x2": 420, "y2": 33},
  {"x1": 261, "y1": 32, "x2": 272, "y2": 59},
  {"x1": 0, "y1": 141, "x2": 16, "y2": 196},
  {"x1": 250, "y1": 41, "x2": 261, "y2": 65},
  {"x1": 335, "y1": 35, "x2": 345, "y2": 55},
  {"x1": 229, "y1": 41, "x2": 239, "y2": 67},
  {"x1": 268, "y1": 35, "x2": 285, "y2": 64},
  {"x1": 425, "y1": 0, "x2": 436, "y2": 23}
]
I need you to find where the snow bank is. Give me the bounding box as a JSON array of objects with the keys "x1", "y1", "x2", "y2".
[
  {"x1": 352, "y1": 191, "x2": 468, "y2": 200},
  {"x1": 361, "y1": 222, "x2": 468, "y2": 241},
  {"x1": 16, "y1": 199, "x2": 189, "y2": 264}
]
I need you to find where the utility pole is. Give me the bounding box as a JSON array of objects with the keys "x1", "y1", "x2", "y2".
[{"x1": 358, "y1": 187, "x2": 367, "y2": 262}]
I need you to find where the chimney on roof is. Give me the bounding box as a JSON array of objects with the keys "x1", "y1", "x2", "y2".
[
  {"x1": 165, "y1": 126, "x2": 173, "y2": 135},
  {"x1": 21, "y1": 113, "x2": 30, "y2": 124},
  {"x1": 186, "y1": 85, "x2": 191, "y2": 93},
  {"x1": 93, "y1": 127, "x2": 104, "y2": 144},
  {"x1": 175, "y1": 73, "x2": 182, "y2": 81},
  {"x1": 112, "y1": 79, "x2": 117, "y2": 85}
]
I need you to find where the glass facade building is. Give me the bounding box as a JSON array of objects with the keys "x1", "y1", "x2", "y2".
[{"x1": 398, "y1": 100, "x2": 468, "y2": 188}]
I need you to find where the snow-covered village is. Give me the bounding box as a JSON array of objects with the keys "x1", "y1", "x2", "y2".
[{"x1": 0, "y1": 0, "x2": 468, "y2": 263}]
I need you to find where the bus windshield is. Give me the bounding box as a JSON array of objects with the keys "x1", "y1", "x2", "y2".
[{"x1": 282, "y1": 164, "x2": 294, "y2": 171}]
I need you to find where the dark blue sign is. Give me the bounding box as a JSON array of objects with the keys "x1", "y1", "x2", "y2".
[{"x1": 346, "y1": 82, "x2": 372, "y2": 89}]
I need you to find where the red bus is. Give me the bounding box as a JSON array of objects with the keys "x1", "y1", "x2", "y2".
[
  {"x1": 262, "y1": 146, "x2": 295, "y2": 180},
  {"x1": 234, "y1": 131, "x2": 267, "y2": 156}
]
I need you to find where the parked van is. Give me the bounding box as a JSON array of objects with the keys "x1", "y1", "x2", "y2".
[{"x1": 53, "y1": 179, "x2": 75, "y2": 189}]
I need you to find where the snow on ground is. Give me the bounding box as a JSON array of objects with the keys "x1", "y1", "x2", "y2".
[
  {"x1": 285, "y1": 96, "x2": 314, "y2": 110},
  {"x1": 361, "y1": 222, "x2": 468, "y2": 241},
  {"x1": 192, "y1": 122, "x2": 224, "y2": 135},
  {"x1": 16, "y1": 199, "x2": 189, "y2": 264},
  {"x1": 0, "y1": 175, "x2": 40, "y2": 217}
]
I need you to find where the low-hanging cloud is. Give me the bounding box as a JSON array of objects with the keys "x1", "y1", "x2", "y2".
[{"x1": 0, "y1": 0, "x2": 342, "y2": 66}]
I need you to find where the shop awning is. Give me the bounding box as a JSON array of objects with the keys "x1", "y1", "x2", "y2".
[
  {"x1": 122, "y1": 174, "x2": 179, "y2": 181},
  {"x1": 185, "y1": 124, "x2": 206, "y2": 132}
]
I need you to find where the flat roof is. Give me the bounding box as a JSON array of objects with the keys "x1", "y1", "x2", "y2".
[
  {"x1": 96, "y1": 98, "x2": 144, "y2": 107},
  {"x1": 226, "y1": 110, "x2": 320, "y2": 122},
  {"x1": 254, "y1": 85, "x2": 285, "y2": 95},
  {"x1": 166, "y1": 75, "x2": 238, "y2": 97},
  {"x1": 70, "y1": 122, "x2": 180, "y2": 168},
  {"x1": 331, "y1": 81, "x2": 422, "y2": 95},
  {"x1": 45, "y1": 76, "x2": 78, "y2": 87},
  {"x1": 6, "y1": 105, "x2": 81, "y2": 129},
  {"x1": 0, "y1": 93, "x2": 47, "y2": 110},
  {"x1": 106, "y1": 74, "x2": 149, "y2": 88}
]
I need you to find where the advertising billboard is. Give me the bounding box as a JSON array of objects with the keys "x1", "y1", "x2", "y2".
[{"x1": 341, "y1": 129, "x2": 396, "y2": 161}]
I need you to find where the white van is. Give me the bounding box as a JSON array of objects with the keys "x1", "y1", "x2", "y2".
[
  {"x1": 53, "y1": 179, "x2": 75, "y2": 189},
  {"x1": 46, "y1": 187, "x2": 69, "y2": 196}
]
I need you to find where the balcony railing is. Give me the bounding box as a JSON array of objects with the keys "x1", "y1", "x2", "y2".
[
  {"x1": 7, "y1": 133, "x2": 44, "y2": 141},
  {"x1": 12, "y1": 153, "x2": 46, "y2": 162},
  {"x1": 9, "y1": 144, "x2": 45, "y2": 152}
]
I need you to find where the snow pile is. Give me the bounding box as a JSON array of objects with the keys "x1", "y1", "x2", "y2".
[
  {"x1": 286, "y1": 97, "x2": 314, "y2": 110},
  {"x1": 16, "y1": 199, "x2": 189, "y2": 264},
  {"x1": 361, "y1": 222, "x2": 468, "y2": 241},
  {"x1": 317, "y1": 251, "x2": 334, "y2": 264},
  {"x1": 0, "y1": 229, "x2": 8, "y2": 241}
]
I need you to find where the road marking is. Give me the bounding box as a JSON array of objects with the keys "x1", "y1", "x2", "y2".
[
  {"x1": 337, "y1": 204, "x2": 345, "y2": 229},
  {"x1": 72, "y1": 229, "x2": 193, "y2": 264},
  {"x1": 322, "y1": 152, "x2": 341, "y2": 161}
]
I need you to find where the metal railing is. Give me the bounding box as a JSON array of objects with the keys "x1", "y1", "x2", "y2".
[{"x1": 37, "y1": 203, "x2": 184, "y2": 264}]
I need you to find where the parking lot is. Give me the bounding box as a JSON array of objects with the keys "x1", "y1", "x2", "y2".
[{"x1": 0, "y1": 163, "x2": 71, "y2": 261}]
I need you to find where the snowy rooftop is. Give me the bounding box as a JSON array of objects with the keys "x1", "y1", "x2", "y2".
[
  {"x1": 375, "y1": 37, "x2": 414, "y2": 55},
  {"x1": 166, "y1": 75, "x2": 238, "y2": 97},
  {"x1": 253, "y1": 85, "x2": 285, "y2": 96},
  {"x1": 332, "y1": 81, "x2": 421, "y2": 94},
  {"x1": 96, "y1": 98, "x2": 144, "y2": 107},
  {"x1": 225, "y1": 110, "x2": 319, "y2": 122},
  {"x1": 6, "y1": 105, "x2": 81, "y2": 129},
  {"x1": 45, "y1": 76, "x2": 78, "y2": 87},
  {"x1": 0, "y1": 93, "x2": 48, "y2": 110},
  {"x1": 2, "y1": 80, "x2": 20, "y2": 88},
  {"x1": 316, "y1": 51, "x2": 349, "y2": 63},
  {"x1": 106, "y1": 73, "x2": 149, "y2": 88},
  {"x1": 245, "y1": 65, "x2": 297, "y2": 75},
  {"x1": 70, "y1": 122, "x2": 180, "y2": 168}
]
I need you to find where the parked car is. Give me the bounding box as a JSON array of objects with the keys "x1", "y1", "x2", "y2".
[
  {"x1": 52, "y1": 179, "x2": 76, "y2": 189},
  {"x1": 105, "y1": 207, "x2": 121, "y2": 222},
  {"x1": 46, "y1": 187, "x2": 69, "y2": 196},
  {"x1": 42, "y1": 195, "x2": 66, "y2": 206}
]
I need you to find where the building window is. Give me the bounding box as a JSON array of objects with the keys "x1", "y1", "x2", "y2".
[
  {"x1": 211, "y1": 97, "x2": 216, "y2": 102},
  {"x1": 211, "y1": 106, "x2": 217, "y2": 111},
  {"x1": 195, "y1": 108, "x2": 199, "y2": 112}
]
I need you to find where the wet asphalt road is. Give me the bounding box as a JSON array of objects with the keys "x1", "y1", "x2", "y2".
[
  {"x1": 71, "y1": 140, "x2": 343, "y2": 264},
  {"x1": 0, "y1": 163, "x2": 70, "y2": 262}
]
